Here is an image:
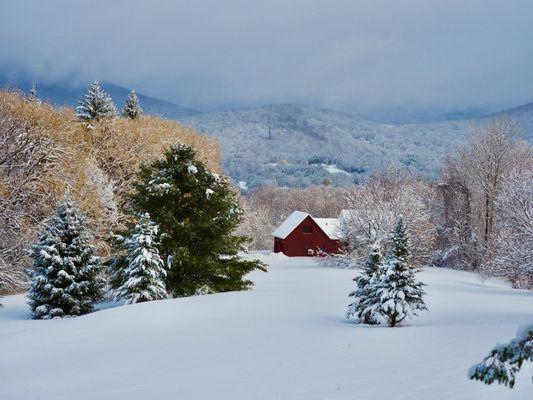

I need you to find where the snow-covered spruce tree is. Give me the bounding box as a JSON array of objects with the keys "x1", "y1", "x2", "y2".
[
  {"x1": 346, "y1": 243, "x2": 383, "y2": 324},
  {"x1": 26, "y1": 84, "x2": 39, "y2": 103},
  {"x1": 369, "y1": 216, "x2": 427, "y2": 327},
  {"x1": 469, "y1": 323, "x2": 532, "y2": 388},
  {"x1": 76, "y1": 80, "x2": 117, "y2": 121},
  {"x1": 27, "y1": 198, "x2": 104, "y2": 319},
  {"x1": 129, "y1": 143, "x2": 266, "y2": 297},
  {"x1": 111, "y1": 213, "x2": 168, "y2": 304},
  {"x1": 122, "y1": 90, "x2": 142, "y2": 119}
]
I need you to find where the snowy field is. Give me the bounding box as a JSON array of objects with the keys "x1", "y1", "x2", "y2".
[{"x1": 1, "y1": 253, "x2": 532, "y2": 399}]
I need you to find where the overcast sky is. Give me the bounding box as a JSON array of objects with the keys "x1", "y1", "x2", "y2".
[{"x1": 1, "y1": 0, "x2": 533, "y2": 114}]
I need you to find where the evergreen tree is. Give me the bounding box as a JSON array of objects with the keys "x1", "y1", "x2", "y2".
[
  {"x1": 111, "y1": 213, "x2": 168, "y2": 304},
  {"x1": 76, "y1": 80, "x2": 117, "y2": 121},
  {"x1": 346, "y1": 243, "x2": 382, "y2": 324},
  {"x1": 27, "y1": 84, "x2": 39, "y2": 103},
  {"x1": 469, "y1": 323, "x2": 532, "y2": 388},
  {"x1": 130, "y1": 143, "x2": 266, "y2": 297},
  {"x1": 122, "y1": 90, "x2": 143, "y2": 119},
  {"x1": 27, "y1": 198, "x2": 104, "y2": 319},
  {"x1": 370, "y1": 216, "x2": 427, "y2": 327}
]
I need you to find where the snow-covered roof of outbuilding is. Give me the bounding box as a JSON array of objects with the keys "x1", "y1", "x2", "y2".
[
  {"x1": 272, "y1": 211, "x2": 341, "y2": 240},
  {"x1": 314, "y1": 218, "x2": 341, "y2": 240},
  {"x1": 272, "y1": 211, "x2": 311, "y2": 239}
]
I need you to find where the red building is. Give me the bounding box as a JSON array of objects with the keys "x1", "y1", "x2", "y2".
[{"x1": 273, "y1": 211, "x2": 341, "y2": 256}]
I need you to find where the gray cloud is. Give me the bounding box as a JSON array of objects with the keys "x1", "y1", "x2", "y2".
[{"x1": 1, "y1": 0, "x2": 533, "y2": 114}]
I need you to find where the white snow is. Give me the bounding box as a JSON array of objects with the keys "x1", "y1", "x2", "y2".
[
  {"x1": 314, "y1": 217, "x2": 341, "y2": 240},
  {"x1": 272, "y1": 210, "x2": 310, "y2": 238},
  {"x1": 187, "y1": 164, "x2": 198, "y2": 174},
  {"x1": 238, "y1": 180, "x2": 248, "y2": 191},
  {"x1": 0, "y1": 255, "x2": 532, "y2": 399},
  {"x1": 321, "y1": 163, "x2": 350, "y2": 175}
]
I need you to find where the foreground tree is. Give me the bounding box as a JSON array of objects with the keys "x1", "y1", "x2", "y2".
[
  {"x1": 111, "y1": 213, "x2": 168, "y2": 304},
  {"x1": 130, "y1": 143, "x2": 266, "y2": 296},
  {"x1": 469, "y1": 324, "x2": 532, "y2": 388},
  {"x1": 346, "y1": 243, "x2": 382, "y2": 324},
  {"x1": 27, "y1": 198, "x2": 104, "y2": 319},
  {"x1": 122, "y1": 90, "x2": 142, "y2": 119},
  {"x1": 76, "y1": 80, "x2": 117, "y2": 121},
  {"x1": 369, "y1": 217, "x2": 427, "y2": 327}
]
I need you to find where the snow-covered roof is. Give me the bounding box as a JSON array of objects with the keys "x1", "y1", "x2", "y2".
[
  {"x1": 314, "y1": 218, "x2": 341, "y2": 240},
  {"x1": 272, "y1": 211, "x2": 311, "y2": 239},
  {"x1": 272, "y1": 211, "x2": 340, "y2": 240}
]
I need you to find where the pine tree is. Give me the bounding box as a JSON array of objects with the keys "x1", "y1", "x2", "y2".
[
  {"x1": 27, "y1": 198, "x2": 104, "y2": 319},
  {"x1": 111, "y1": 213, "x2": 168, "y2": 304},
  {"x1": 469, "y1": 323, "x2": 532, "y2": 388},
  {"x1": 346, "y1": 243, "x2": 383, "y2": 324},
  {"x1": 370, "y1": 216, "x2": 427, "y2": 327},
  {"x1": 129, "y1": 143, "x2": 266, "y2": 297},
  {"x1": 76, "y1": 80, "x2": 117, "y2": 121},
  {"x1": 122, "y1": 90, "x2": 143, "y2": 119},
  {"x1": 27, "y1": 84, "x2": 39, "y2": 103}
]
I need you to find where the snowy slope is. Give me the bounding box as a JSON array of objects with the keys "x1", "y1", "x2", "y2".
[{"x1": 1, "y1": 255, "x2": 531, "y2": 400}]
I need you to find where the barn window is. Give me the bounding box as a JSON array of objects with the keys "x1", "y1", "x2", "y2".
[{"x1": 303, "y1": 225, "x2": 313, "y2": 234}]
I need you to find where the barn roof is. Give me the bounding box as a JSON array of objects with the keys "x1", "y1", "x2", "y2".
[
  {"x1": 314, "y1": 218, "x2": 341, "y2": 240},
  {"x1": 272, "y1": 211, "x2": 341, "y2": 240},
  {"x1": 272, "y1": 211, "x2": 310, "y2": 239}
]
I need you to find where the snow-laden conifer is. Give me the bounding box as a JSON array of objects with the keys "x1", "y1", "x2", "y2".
[
  {"x1": 122, "y1": 90, "x2": 142, "y2": 119},
  {"x1": 26, "y1": 84, "x2": 39, "y2": 103},
  {"x1": 469, "y1": 323, "x2": 532, "y2": 388},
  {"x1": 27, "y1": 198, "x2": 104, "y2": 319},
  {"x1": 346, "y1": 243, "x2": 382, "y2": 324},
  {"x1": 368, "y1": 216, "x2": 427, "y2": 327},
  {"x1": 112, "y1": 213, "x2": 168, "y2": 304},
  {"x1": 76, "y1": 80, "x2": 117, "y2": 121},
  {"x1": 130, "y1": 142, "x2": 266, "y2": 296}
]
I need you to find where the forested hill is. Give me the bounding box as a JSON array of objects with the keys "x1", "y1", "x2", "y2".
[{"x1": 179, "y1": 103, "x2": 533, "y2": 189}]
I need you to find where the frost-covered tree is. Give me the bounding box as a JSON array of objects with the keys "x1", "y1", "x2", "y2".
[
  {"x1": 27, "y1": 198, "x2": 104, "y2": 319},
  {"x1": 469, "y1": 323, "x2": 532, "y2": 388},
  {"x1": 346, "y1": 243, "x2": 382, "y2": 324},
  {"x1": 26, "y1": 84, "x2": 39, "y2": 103},
  {"x1": 76, "y1": 80, "x2": 117, "y2": 121},
  {"x1": 341, "y1": 170, "x2": 435, "y2": 266},
  {"x1": 122, "y1": 90, "x2": 142, "y2": 119},
  {"x1": 488, "y1": 169, "x2": 533, "y2": 288},
  {"x1": 368, "y1": 217, "x2": 427, "y2": 327},
  {"x1": 111, "y1": 213, "x2": 168, "y2": 304},
  {"x1": 130, "y1": 143, "x2": 266, "y2": 296}
]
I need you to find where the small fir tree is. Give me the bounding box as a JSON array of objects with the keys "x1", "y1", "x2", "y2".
[
  {"x1": 346, "y1": 243, "x2": 383, "y2": 324},
  {"x1": 27, "y1": 198, "x2": 104, "y2": 319},
  {"x1": 122, "y1": 90, "x2": 143, "y2": 119},
  {"x1": 27, "y1": 84, "x2": 39, "y2": 103},
  {"x1": 130, "y1": 143, "x2": 266, "y2": 297},
  {"x1": 76, "y1": 80, "x2": 117, "y2": 121},
  {"x1": 370, "y1": 216, "x2": 427, "y2": 327},
  {"x1": 111, "y1": 213, "x2": 168, "y2": 304}
]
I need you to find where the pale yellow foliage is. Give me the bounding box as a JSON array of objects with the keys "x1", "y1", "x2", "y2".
[{"x1": 0, "y1": 90, "x2": 221, "y2": 291}]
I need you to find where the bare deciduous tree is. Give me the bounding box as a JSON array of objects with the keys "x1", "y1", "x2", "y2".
[{"x1": 341, "y1": 170, "x2": 435, "y2": 266}]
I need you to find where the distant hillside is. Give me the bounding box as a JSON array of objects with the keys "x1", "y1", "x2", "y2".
[
  {"x1": 0, "y1": 75, "x2": 199, "y2": 120},
  {"x1": 179, "y1": 103, "x2": 533, "y2": 189}
]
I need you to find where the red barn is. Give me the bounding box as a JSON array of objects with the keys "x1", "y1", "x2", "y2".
[{"x1": 273, "y1": 211, "x2": 341, "y2": 256}]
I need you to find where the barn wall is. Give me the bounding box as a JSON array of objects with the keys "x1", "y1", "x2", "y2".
[{"x1": 275, "y1": 215, "x2": 339, "y2": 257}]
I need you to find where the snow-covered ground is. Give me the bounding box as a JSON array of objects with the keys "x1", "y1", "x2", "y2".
[{"x1": 1, "y1": 254, "x2": 531, "y2": 399}]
